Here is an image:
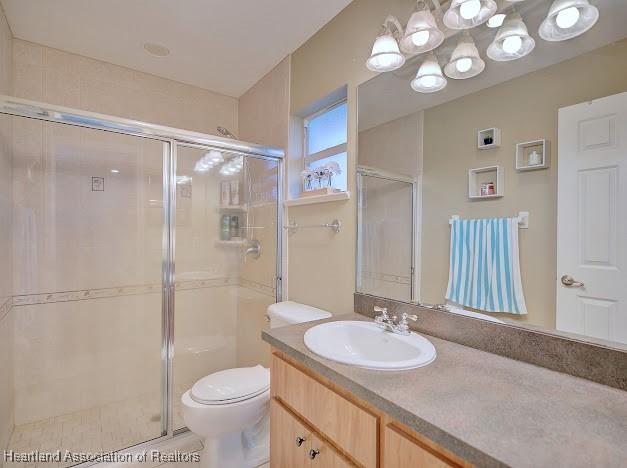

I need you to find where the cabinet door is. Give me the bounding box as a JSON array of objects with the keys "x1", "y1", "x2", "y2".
[
  {"x1": 309, "y1": 434, "x2": 354, "y2": 468},
  {"x1": 271, "y1": 399, "x2": 311, "y2": 468},
  {"x1": 384, "y1": 425, "x2": 460, "y2": 468}
]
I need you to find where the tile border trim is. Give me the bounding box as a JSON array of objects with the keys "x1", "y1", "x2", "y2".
[{"x1": 355, "y1": 293, "x2": 627, "y2": 391}]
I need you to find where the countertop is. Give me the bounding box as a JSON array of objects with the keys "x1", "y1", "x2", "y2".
[{"x1": 262, "y1": 313, "x2": 627, "y2": 468}]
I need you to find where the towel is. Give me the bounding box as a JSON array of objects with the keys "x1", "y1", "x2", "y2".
[{"x1": 445, "y1": 217, "x2": 527, "y2": 314}]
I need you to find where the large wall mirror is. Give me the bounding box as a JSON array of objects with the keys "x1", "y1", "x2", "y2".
[{"x1": 356, "y1": 0, "x2": 627, "y2": 348}]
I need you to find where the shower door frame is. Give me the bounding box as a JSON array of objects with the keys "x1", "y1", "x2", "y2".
[
  {"x1": 356, "y1": 166, "x2": 418, "y2": 302},
  {"x1": 0, "y1": 95, "x2": 284, "y2": 455}
]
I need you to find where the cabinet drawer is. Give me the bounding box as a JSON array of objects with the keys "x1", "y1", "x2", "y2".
[
  {"x1": 384, "y1": 424, "x2": 463, "y2": 468},
  {"x1": 271, "y1": 355, "x2": 378, "y2": 468}
]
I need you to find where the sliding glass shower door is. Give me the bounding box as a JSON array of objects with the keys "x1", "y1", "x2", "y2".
[
  {"x1": 9, "y1": 117, "x2": 166, "y2": 460},
  {"x1": 2, "y1": 97, "x2": 284, "y2": 465},
  {"x1": 357, "y1": 170, "x2": 415, "y2": 302}
]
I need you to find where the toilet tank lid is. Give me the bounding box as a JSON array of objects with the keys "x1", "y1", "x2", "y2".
[
  {"x1": 190, "y1": 365, "x2": 269, "y2": 404},
  {"x1": 267, "y1": 301, "x2": 332, "y2": 324}
]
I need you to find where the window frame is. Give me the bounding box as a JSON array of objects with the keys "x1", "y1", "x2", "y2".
[{"x1": 303, "y1": 99, "x2": 348, "y2": 170}]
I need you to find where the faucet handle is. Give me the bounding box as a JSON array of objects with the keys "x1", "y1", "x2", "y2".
[
  {"x1": 374, "y1": 306, "x2": 388, "y2": 317},
  {"x1": 397, "y1": 313, "x2": 418, "y2": 333}
]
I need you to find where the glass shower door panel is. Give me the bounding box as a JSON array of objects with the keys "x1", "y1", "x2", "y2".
[
  {"x1": 358, "y1": 175, "x2": 413, "y2": 302},
  {"x1": 173, "y1": 148, "x2": 280, "y2": 431},
  {"x1": 10, "y1": 117, "x2": 166, "y2": 462}
]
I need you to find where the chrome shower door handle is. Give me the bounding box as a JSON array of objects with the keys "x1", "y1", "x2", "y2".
[{"x1": 561, "y1": 275, "x2": 584, "y2": 288}]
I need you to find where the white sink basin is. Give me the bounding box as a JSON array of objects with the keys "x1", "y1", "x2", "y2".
[{"x1": 304, "y1": 321, "x2": 436, "y2": 370}]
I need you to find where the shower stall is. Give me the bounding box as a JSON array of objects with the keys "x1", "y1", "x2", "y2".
[{"x1": 0, "y1": 96, "x2": 283, "y2": 464}]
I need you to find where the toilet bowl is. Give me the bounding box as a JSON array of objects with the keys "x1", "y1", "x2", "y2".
[{"x1": 181, "y1": 301, "x2": 331, "y2": 468}]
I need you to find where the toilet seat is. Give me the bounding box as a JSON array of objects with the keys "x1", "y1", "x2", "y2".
[{"x1": 190, "y1": 365, "x2": 270, "y2": 406}]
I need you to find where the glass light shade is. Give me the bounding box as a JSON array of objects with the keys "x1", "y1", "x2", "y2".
[
  {"x1": 538, "y1": 0, "x2": 599, "y2": 42},
  {"x1": 366, "y1": 34, "x2": 406, "y2": 72},
  {"x1": 400, "y1": 8, "x2": 445, "y2": 55},
  {"x1": 444, "y1": 36, "x2": 485, "y2": 79},
  {"x1": 487, "y1": 13, "x2": 536, "y2": 61},
  {"x1": 487, "y1": 13, "x2": 506, "y2": 28},
  {"x1": 410, "y1": 55, "x2": 447, "y2": 93},
  {"x1": 443, "y1": 0, "x2": 498, "y2": 29}
]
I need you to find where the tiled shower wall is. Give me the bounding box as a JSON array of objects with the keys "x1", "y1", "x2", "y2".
[
  {"x1": 0, "y1": 3, "x2": 14, "y2": 452},
  {"x1": 6, "y1": 37, "x2": 279, "y2": 429}
]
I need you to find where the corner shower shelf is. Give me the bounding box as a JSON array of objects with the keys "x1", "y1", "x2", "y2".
[
  {"x1": 215, "y1": 240, "x2": 246, "y2": 247},
  {"x1": 219, "y1": 204, "x2": 248, "y2": 212},
  {"x1": 284, "y1": 191, "x2": 350, "y2": 207}
]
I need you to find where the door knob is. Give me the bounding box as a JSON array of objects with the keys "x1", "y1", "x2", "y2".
[
  {"x1": 308, "y1": 449, "x2": 320, "y2": 460},
  {"x1": 561, "y1": 275, "x2": 584, "y2": 288},
  {"x1": 295, "y1": 436, "x2": 306, "y2": 447}
]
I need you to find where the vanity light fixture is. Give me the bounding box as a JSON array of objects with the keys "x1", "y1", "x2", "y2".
[
  {"x1": 443, "y1": 0, "x2": 497, "y2": 29},
  {"x1": 538, "y1": 0, "x2": 599, "y2": 42},
  {"x1": 206, "y1": 149, "x2": 224, "y2": 164},
  {"x1": 487, "y1": 12, "x2": 535, "y2": 61},
  {"x1": 400, "y1": 1, "x2": 445, "y2": 55},
  {"x1": 487, "y1": 13, "x2": 506, "y2": 28},
  {"x1": 411, "y1": 54, "x2": 447, "y2": 93},
  {"x1": 366, "y1": 16, "x2": 406, "y2": 72},
  {"x1": 444, "y1": 33, "x2": 485, "y2": 79}
]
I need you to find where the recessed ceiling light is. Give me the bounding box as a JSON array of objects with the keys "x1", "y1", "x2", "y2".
[
  {"x1": 111, "y1": 169, "x2": 120, "y2": 173},
  {"x1": 143, "y1": 42, "x2": 170, "y2": 57}
]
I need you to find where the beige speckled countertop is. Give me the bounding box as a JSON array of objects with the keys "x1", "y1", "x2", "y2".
[{"x1": 262, "y1": 313, "x2": 627, "y2": 468}]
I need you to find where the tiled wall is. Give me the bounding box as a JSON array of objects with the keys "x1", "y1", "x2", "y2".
[
  {"x1": 0, "y1": 3, "x2": 13, "y2": 451},
  {"x1": 7, "y1": 38, "x2": 280, "y2": 425}
]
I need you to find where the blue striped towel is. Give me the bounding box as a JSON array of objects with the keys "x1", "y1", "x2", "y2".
[{"x1": 446, "y1": 217, "x2": 527, "y2": 314}]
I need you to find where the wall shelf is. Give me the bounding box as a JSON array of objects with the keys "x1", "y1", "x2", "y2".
[
  {"x1": 284, "y1": 191, "x2": 350, "y2": 207},
  {"x1": 516, "y1": 139, "x2": 550, "y2": 171},
  {"x1": 215, "y1": 240, "x2": 245, "y2": 247},
  {"x1": 468, "y1": 165, "x2": 504, "y2": 200},
  {"x1": 478, "y1": 128, "x2": 501, "y2": 150},
  {"x1": 219, "y1": 204, "x2": 248, "y2": 212}
]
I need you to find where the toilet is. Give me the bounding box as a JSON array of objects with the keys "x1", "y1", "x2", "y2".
[{"x1": 181, "y1": 301, "x2": 332, "y2": 468}]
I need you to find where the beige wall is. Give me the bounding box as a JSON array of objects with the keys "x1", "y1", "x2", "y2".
[
  {"x1": 421, "y1": 40, "x2": 627, "y2": 328},
  {"x1": 288, "y1": 0, "x2": 415, "y2": 314},
  {"x1": 0, "y1": 2, "x2": 13, "y2": 451},
  {"x1": 12, "y1": 39, "x2": 238, "y2": 135},
  {"x1": 237, "y1": 58, "x2": 290, "y2": 367}
]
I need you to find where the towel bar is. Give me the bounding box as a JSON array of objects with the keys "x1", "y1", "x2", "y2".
[
  {"x1": 449, "y1": 212, "x2": 529, "y2": 229},
  {"x1": 284, "y1": 219, "x2": 341, "y2": 234}
]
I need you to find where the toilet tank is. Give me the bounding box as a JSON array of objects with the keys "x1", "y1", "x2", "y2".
[{"x1": 267, "y1": 301, "x2": 332, "y2": 329}]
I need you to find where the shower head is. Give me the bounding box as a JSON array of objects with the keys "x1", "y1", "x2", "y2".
[{"x1": 217, "y1": 127, "x2": 237, "y2": 139}]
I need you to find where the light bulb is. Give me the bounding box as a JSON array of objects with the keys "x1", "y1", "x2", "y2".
[
  {"x1": 419, "y1": 75, "x2": 437, "y2": 88},
  {"x1": 459, "y1": 0, "x2": 481, "y2": 20},
  {"x1": 502, "y1": 35, "x2": 522, "y2": 54},
  {"x1": 455, "y1": 57, "x2": 472, "y2": 73},
  {"x1": 411, "y1": 30, "x2": 430, "y2": 47},
  {"x1": 556, "y1": 6, "x2": 580, "y2": 29}
]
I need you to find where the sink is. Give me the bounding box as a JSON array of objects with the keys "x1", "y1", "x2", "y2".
[{"x1": 304, "y1": 321, "x2": 436, "y2": 370}]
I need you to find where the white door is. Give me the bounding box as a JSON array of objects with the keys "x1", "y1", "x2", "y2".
[{"x1": 557, "y1": 92, "x2": 627, "y2": 345}]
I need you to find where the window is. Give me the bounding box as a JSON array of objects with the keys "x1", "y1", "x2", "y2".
[{"x1": 304, "y1": 100, "x2": 348, "y2": 192}]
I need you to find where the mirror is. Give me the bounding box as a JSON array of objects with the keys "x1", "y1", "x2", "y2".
[{"x1": 356, "y1": 0, "x2": 627, "y2": 347}]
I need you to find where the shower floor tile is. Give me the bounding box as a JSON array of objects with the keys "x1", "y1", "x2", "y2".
[{"x1": 4, "y1": 388, "x2": 186, "y2": 468}]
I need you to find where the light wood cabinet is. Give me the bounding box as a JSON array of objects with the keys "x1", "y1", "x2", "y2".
[
  {"x1": 271, "y1": 350, "x2": 472, "y2": 468},
  {"x1": 271, "y1": 398, "x2": 354, "y2": 468},
  {"x1": 383, "y1": 424, "x2": 461, "y2": 468}
]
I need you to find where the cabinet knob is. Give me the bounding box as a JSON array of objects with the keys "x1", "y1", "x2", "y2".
[
  {"x1": 296, "y1": 436, "x2": 306, "y2": 447},
  {"x1": 308, "y1": 449, "x2": 320, "y2": 460}
]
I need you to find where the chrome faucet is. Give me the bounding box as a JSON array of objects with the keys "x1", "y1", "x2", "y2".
[{"x1": 373, "y1": 306, "x2": 418, "y2": 336}]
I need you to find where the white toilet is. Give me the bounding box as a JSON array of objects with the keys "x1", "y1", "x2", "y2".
[{"x1": 181, "y1": 301, "x2": 331, "y2": 468}]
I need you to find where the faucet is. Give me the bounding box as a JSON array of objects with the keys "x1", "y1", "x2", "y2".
[{"x1": 373, "y1": 306, "x2": 418, "y2": 336}]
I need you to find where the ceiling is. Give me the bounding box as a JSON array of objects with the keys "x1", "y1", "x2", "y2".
[
  {"x1": 0, "y1": 0, "x2": 353, "y2": 97},
  {"x1": 359, "y1": 0, "x2": 627, "y2": 131}
]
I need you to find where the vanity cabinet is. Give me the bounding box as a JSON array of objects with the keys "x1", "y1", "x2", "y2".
[{"x1": 270, "y1": 350, "x2": 470, "y2": 468}]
